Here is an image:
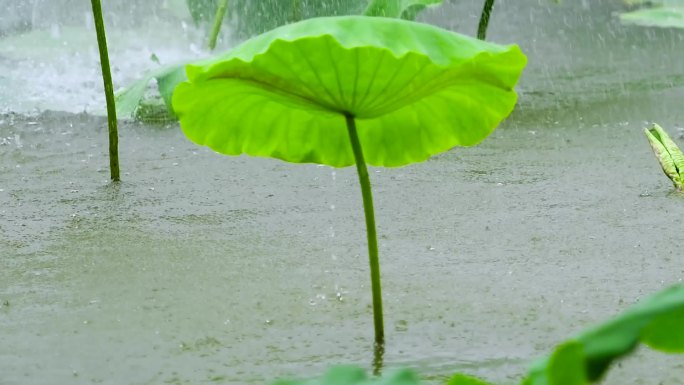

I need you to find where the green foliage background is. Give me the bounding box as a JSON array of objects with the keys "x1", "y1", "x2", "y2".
[
  {"x1": 186, "y1": 0, "x2": 363, "y2": 37},
  {"x1": 185, "y1": 0, "x2": 443, "y2": 38}
]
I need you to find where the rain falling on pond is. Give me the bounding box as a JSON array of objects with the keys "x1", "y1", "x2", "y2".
[{"x1": 2, "y1": 1, "x2": 684, "y2": 385}]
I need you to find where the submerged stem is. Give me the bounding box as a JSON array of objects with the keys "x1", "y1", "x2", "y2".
[
  {"x1": 344, "y1": 113, "x2": 385, "y2": 346},
  {"x1": 372, "y1": 342, "x2": 385, "y2": 376},
  {"x1": 90, "y1": 0, "x2": 120, "y2": 182},
  {"x1": 477, "y1": 0, "x2": 495, "y2": 40},
  {"x1": 208, "y1": 0, "x2": 229, "y2": 50}
]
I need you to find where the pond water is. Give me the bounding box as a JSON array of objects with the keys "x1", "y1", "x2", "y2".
[{"x1": 1, "y1": 1, "x2": 684, "y2": 385}]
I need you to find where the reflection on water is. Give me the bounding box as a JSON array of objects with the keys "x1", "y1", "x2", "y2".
[{"x1": 373, "y1": 342, "x2": 385, "y2": 377}]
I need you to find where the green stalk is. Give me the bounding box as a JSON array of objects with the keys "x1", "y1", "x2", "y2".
[
  {"x1": 477, "y1": 0, "x2": 495, "y2": 40},
  {"x1": 208, "y1": 0, "x2": 229, "y2": 51},
  {"x1": 90, "y1": 0, "x2": 120, "y2": 182},
  {"x1": 290, "y1": 0, "x2": 302, "y2": 23},
  {"x1": 344, "y1": 113, "x2": 384, "y2": 346}
]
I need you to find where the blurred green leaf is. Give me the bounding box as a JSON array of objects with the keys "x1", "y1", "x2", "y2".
[
  {"x1": 524, "y1": 283, "x2": 684, "y2": 385},
  {"x1": 363, "y1": 0, "x2": 444, "y2": 19},
  {"x1": 622, "y1": 0, "x2": 684, "y2": 7},
  {"x1": 620, "y1": 6, "x2": 684, "y2": 28},
  {"x1": 271, "y1": 366, "x2": 420, "y2": 385},
  {"x1": 641, "y1": 308, "x2": 684, "y2": 352},
  {"x1": 115, "y1": 63, "x2": 187, "y2": 119},
  {"x1": 186, "y1": 0, "x2": 218, "y2": 25},
  {"x1": 230, "y1": 0, "x2": 445, "y2": 38},
  {"x1": 446, "y1": 373, "x2": 498, "y2": 385},
  {"x1": 231, "y1": 0, "x2": 362, "y2": 38},
  {"x1": 548, "y1": 341, "x2": 587, "y2": 385}
]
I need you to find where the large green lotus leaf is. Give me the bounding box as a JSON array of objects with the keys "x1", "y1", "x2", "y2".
[
  {"x1": 173, "y1": 16, "x2": 526, "y2": 168},
  {"x1": 523, "y1": 284, "x2": 684, "y2": 385},
  {"x1": 271, "y1": 366, "x2": 419, "y2": 385}
]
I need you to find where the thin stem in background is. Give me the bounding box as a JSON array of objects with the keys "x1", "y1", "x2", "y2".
[
  {"x1": 290, "y1": 0, "x2": 302, "y2": 23},
  {"x1": 344, "y1": 112, "x2": 385, "y2": 347},
  {"x1": 90, "y1": 0, "x2": 120, "y2": 181},
  {"x1": 477, "y1": 0, "x2": 495, "y2": 40},
  {"x1": 208, "y1": 0, "x2": 229, "y2": 50}
]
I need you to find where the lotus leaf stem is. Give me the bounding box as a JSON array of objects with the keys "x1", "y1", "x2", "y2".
[
  {"x1": 345, "y1": 113, "x2": 385, "y2": 346},
  {"x1": 208, "y1": 0, "x2": 229, "y2": 50},
  {"x1": 291, "y1": 0, "x2": 302, "y2": 22},
  {"x1": 90, "y1": 0, "x2": 120, "y2": 181},
  {"x1": 477, "y1": 0, "x2": 495, "y2": 40}
]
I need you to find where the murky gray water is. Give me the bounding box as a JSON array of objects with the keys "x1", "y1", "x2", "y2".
[{"x1": 2, "y1": 1, "x2": 684, "y2": 385}]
